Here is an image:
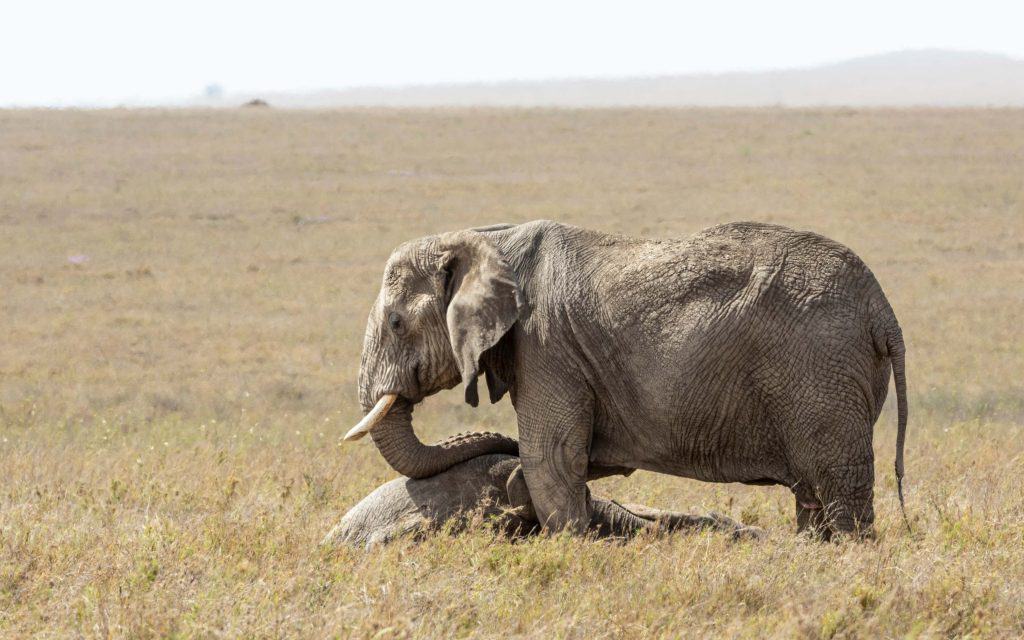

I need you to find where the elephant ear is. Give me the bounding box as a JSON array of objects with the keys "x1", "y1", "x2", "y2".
[{"x1": 439, "y1": 231, "x2": 524, "y2": 407}]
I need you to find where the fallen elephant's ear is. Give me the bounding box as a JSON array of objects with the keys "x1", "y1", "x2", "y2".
[{"x1": 439, "y1": 230, "x2": 524, "y2": 407}]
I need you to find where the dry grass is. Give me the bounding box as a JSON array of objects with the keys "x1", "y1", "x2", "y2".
[{"x1": 1, "y1": 108, "x2": 1022, "y2": 638}]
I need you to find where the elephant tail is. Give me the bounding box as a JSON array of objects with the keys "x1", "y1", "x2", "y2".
[{"x1": 887, "y1": 323, "x2": 910, "y2": 532}]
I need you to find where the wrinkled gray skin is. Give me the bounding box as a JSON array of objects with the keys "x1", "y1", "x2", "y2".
[
  {"x1": 324, "y1": 453, "x2": 759, "y2": 548},
  {"x1": 357, "y1": 220, "x2": 908, "y2": 539}
]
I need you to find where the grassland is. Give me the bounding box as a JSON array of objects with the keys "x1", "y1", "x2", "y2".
[{"x1": 1, "y1": 108, "x2": 1022, "y2": 638}]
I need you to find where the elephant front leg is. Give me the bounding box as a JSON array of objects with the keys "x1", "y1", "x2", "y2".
[
  {"x1": 507, "y1": 462, "x2": 656, "y2": 538},
  {"x1": 517, "y1": 394, "x2": 594, "y2": 535},
  {"x1": 507, "y1": 462, "x2": 717, "y2": 539}
]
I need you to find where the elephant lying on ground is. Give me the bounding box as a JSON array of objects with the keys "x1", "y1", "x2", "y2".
[
  {"x1": 346, "y1": 220, "x2": 909, "y2": 539},
  {"x1": 323, "y1": 452, "x2": 761, "y2": 548}
]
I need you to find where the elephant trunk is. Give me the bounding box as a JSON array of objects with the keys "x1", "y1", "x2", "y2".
[{"x1": 368, "y1": 398, "x2": 518, "y2": 479}]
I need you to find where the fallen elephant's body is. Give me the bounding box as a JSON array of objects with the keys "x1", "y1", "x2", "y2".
[{"x1": 323, "y1": 454, "x2": 761, "y2": 548}]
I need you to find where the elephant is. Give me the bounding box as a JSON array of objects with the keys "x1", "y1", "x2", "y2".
[
  {"x1": 323, "y1": 452, "x2": 761, "y2": 548},
  {"x1": 345, "y1": 220, "x2": 908, "y2": 539}
]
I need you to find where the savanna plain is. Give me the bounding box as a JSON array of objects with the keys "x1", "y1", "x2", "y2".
[{"x1": 1, "y1": 108, "x2": 1023, "y2": 638}]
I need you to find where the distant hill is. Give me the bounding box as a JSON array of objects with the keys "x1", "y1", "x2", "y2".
[{"x1": 223, "y1": 50, "x2": 1024, "y2": 108}]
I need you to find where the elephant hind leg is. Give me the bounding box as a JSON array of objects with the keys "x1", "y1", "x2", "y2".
[
  {"x1": 588, "y1": 495, "x2": 658, "y2": 538},
  {"x1": 820, "y1": 465, "x2": 876, "y2": 539},
  {"x1": 795, "y1": 495, "x2": 829, "y2": 540},
  {"x1": 794, "y1": 459, "x2": 876, "y2": 540},
  {"x1": 633, "y1": 504, "x2": 766, "y2": 540}
]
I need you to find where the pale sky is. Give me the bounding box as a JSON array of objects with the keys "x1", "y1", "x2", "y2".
[{"x1": 3, "y1": 0, "x2": 1024, "y2": 106}]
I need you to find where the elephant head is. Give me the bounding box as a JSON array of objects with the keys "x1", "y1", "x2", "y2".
[{"x1": 344, "y1": 229, "x2": 523, "y2": 478}]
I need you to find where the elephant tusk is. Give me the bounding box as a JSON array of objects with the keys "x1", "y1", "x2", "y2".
[{"x1": 343, "y1": 394, "x2": 397, "y2": 442}]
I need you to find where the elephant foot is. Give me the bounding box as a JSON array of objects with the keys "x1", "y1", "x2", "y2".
[
  {"x1": 730, "y1": 525, "x2": 767, "y2": 541},
  {"x1": 704, "y1": 512, "x2": 767, "y2": 541},
  {"x1": 699, "y1": 511, "x2": 766, "y2": 541},
  {"x1": 795, "y1": 494, "x2": 875, "y2": 542}
]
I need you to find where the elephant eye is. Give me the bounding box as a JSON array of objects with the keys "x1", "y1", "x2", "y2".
[{"x1": 388, "y1": 311, "x2": 404, "y2": 334}]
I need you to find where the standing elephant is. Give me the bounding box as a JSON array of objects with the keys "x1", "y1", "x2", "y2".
[
  {"x1": 345, "y1": 220, "x2": 908, "y2": 538},
  {"x1": 323, "y1": 452, "x2": 759, "y2": 548}
]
